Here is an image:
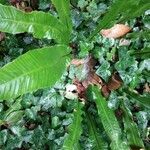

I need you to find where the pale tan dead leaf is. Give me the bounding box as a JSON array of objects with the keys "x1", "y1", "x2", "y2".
[
  {"x1": 119, "y1": 38, "x2": 131, "y2": 46},
  {"x1": 64, "y1": 84, "x2": 78, "y2": 100},
  {"x1": 70, "y1": 59, "x2": 84, "y2": 66},
  {"x1": 144, "y1": 83, "x2": 150, "y2": 93},
  {"x1": 100, "y1": 24, "x2": 131, "y2": 39}
]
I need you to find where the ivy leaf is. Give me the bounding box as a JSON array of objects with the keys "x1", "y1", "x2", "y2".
[
  {"x1": 136, "y1": 111, "x2": 149, "y2": 138},
  {"x1": 25, "y1": 106, "x2": 40, "y2": 120},
  {"x1": 96, "y1": 59, "x2": 111, "y2": 82},
  {"x1": 63, "y1": 101, "x2": 83, "y2": 150},
  {"x1": 77, "y1": 0, "x2": 88, "y2": 9},
  {"x1": 3, "y1": 98, "x2": 22, "y2": 118},
  {"x1": 89, "y1": 0, "x2": 149, "y2": 40},
  {"x1": 5, "y1": 111, "x2": 24, "y2": 125},
  {"x1": 0, "y1": 129, "x2": 8, "y2": 146}
]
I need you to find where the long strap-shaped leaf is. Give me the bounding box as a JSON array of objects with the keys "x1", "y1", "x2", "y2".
[
  {"x1": 0, "y1": 45, "x2": 70, "y2": 100},
  {"x1": 51, "y1": 0, "x2": 72, "y2": 32},
  {"x1": 0, "y1": 4, "x2": 69, "y2": 44},
  {"x1": 89, "y1": 0, "x2": 127, "y2": 40},
  {"x1": 131, "y1": 47, "x2": 150, "y2": 59},
  {"x1": 92, "y1": 86, "x2": 130, "y2": 150},
  {"x1": 89, "y1": 0, "x2": 149, "y2": 40},
  {"x1": 121, "y1": 101, "x2": 144, "y2": 148},
  {"x1": 86, "y1": 112, "x2": 108, "y2": 150},
  {"x1": 124, "y1": 89, "x2": 150, "y2": 109},
  {"x1": 119, "y1": 0, "x2": 150, "y2": 22},
  {"x1": 63, "y1": 101, "x2": 83, "y2": 150}
]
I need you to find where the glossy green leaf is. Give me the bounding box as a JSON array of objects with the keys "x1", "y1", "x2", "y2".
[
  {"x1": 89, "y1": 0, "x2": 126, "y2": 40},
  {"x1": 136, "y1": 111, "x2": 149, "y2": 138},
  {"x1": 52, "y1": 116, "x2": 60, "y2": 128},
  {"x1": 63, "y1": 101, "x2": 83, "y2": 150},
  {"x1": 0, "y1": 45, "x2": 70, "y2": 100},
  {"x1": 127, "y1": 31, "x2": 150, "y2": 40},
  {"x1": 51, "y1": 0, "x2": 72, "y2": 32},
  {"x1": 89, "y1": 0, "x2": 149, "y2": 40},
  {"x1": 121, "y1": 101, "x2": 144, "y2": 148},
  {"x1": 0, "y1": 130, "x2": 8, "y2": 145},
  {"x1": 91, "y1": 86, "x2": 130, "y2": 150},
  {"x1": 0, "y1": 120, "x2": 5, "y2": 126},
  {"x1": 86, "y1": 112, "x2": 108, "y2": 150},
  {"x1": 0, "y1": 0, "x2": 5, "y2": 4},
  {"x1": 0, "y1": 4, "x2": 69, "y2": 44},
  {"x1": 130, "y1": 47, "x2": 150, "y2": 59},
  {"x1": 5, "y1": 110, "x2": 24, "y2": 125},
  {"x1": 3, "y1": 98, "x2": 22, "y2": 117},
  {"x1": 119, "y1": 1, "x2": 150, "y2": 22},
  {"x1": 124, "y1": 89, "x2": 150, "y2": 109}
]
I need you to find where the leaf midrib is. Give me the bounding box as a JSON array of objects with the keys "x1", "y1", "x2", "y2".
[
  {"x1": 0, "y1": 18, "x2": 63, "y2": 34},
  {"x1": 0, "y1": 58, "x2": 64, "y2": 86},
  {"x1": 96, "y1": 93, "x2": 121, "y2": 150},
  {"x1": 97, "y1": 97, "x2": 119, "y2": 140},
  {"x1": 87, "y1": 112, "x2": 102, "y2": 149},
  {"x1": 69, "y1": 109, "x2": 81, "y2": 148}
]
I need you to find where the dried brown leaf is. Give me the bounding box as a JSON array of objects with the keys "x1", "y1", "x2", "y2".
[
  {"x1": 84, "y1": 72, "x2": 103, "y2": 87},
  {"x1": 11, "y1": 1, "x2": 33, "y2": 12},
  {"x1": 71, "y1": 56, "x2": 103, "y2": 100},
  {"x1": 101, "y1": 85, "x2": 110, "y2": 97},
  {"x1": 101, "y1": 73, "x2": 122, "y2": 97},
  {"x1": 107, "y1": 73, "x2": 122, "y2": 91},
  {"x1": 69, "y1": 56, "x2": 124, "y2": 99},
  {"x1": 79, "y1": 56, "x2": 102, "y2": 88},
  {"x1": 100, "y1": 24, "x2": 131, "y2": 39},
  {"x1": 73, "y1": 79, "x2": 87, "y2": 100}
]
